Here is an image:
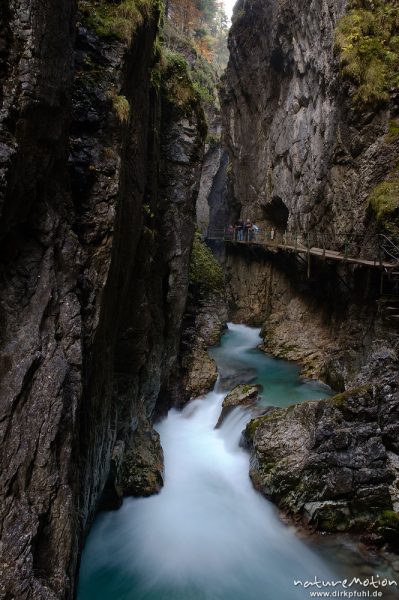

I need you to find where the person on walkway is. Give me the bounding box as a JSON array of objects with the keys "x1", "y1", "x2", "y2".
[
  {"x1": 270, "y1": 227, "x2": 275, "y2": 241},
  {"x1": 244, "y1": 219, "x2": 253, "y2": 242},
  {"x1": 251, "y1": 222, "x2": 259, "y2": 241},
  {"x1": 235, "y1": 219, "x2": 244, "y2": 241}
]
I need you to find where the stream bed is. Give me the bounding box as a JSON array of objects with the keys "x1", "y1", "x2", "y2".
[{"x1": 78, "y1": 324, "x2": 398, "y2": 600}]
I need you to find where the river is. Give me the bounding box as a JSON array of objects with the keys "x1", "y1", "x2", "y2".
[{"x1": 78, "y1": 324, "x2": 397, "y2": 600}]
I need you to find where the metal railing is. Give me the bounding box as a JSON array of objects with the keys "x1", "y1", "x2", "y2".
[
  {"x1": 205, "y1": 228, "x2": 399, "y2": 267},
  {"x1": 379, "y1": 234, "x2": 399, "y2": 264}
]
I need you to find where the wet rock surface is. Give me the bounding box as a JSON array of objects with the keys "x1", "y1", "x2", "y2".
[
  {"x1": 0, "y1": 3, "x2": 205, "y2": 598},
  {"x1": 118, "y1": 418, "x2": 164, "y2": 498},
  {"x1": 222, "y1": 0, "x2": 399, "y2": 389},
  {"x1": 215, "y1": 384, "x2": 259, "y2": 428},
  {"x1": 175, "y1": 290, "x2": 228, "y2": 404},
  {"x1": 245, "y1": 346, "x2": 399, "y2": 546}
]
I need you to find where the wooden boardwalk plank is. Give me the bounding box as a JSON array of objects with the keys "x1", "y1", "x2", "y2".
[{"x1": 223, "y1": 239, "x2": 398, "y2": 269}]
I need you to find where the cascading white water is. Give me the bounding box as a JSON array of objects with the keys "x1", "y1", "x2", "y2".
[{"x1": 78, "y1": 324, "x2": 393, "y2": 600}]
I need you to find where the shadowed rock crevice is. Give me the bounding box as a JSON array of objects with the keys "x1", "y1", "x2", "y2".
[{"x1": 0, "y1": 2, "x2": 206, "y2": 598}]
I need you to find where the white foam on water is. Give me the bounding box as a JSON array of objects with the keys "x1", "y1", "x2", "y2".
[{"x1": 79, "y1": 324, "x2": 337, "y2": 600}]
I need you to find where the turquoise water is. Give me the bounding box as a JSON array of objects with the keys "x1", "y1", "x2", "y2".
[
  {"x1": 77, "y1": 324, "x2": 397, "y2": 600},
  {"x1": 209, "y1": 323, "x2": 331, "y2": 407}
]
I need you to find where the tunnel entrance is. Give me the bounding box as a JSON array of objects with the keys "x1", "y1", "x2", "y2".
[{"x1": 262, "y1": 196, "x2": 289, "y2": 229}]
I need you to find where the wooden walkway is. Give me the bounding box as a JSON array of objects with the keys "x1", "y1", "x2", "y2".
[
  {"x1": 229, "y1": 239, "x2": 398, "y2": 269},
  {"x1": 206, "y1": 230, "x2": 399, "y2": 270}
]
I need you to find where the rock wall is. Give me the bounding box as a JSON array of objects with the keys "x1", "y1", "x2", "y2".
[
  {"x1": 0, "y1": 2, "x2": 205, "y2": 598},
  {"x1": 224, "y1": 244, "x2": 386, "y2": 389},
  {"x1": 221, "y1": 0, "x2": 399, "y2": 542},
  {"x1": 221, "y1": 0, "x2": 399, "y2": 387},
  {"x1": 245, "y1": 344, "x2": 399, "y2": 545},
  {"x1": 223, "y1": 0, "x2": 399, "y2": 240}
]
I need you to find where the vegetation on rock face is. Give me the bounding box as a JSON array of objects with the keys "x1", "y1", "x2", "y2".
[
  {"x1": 167, "y1": 0, "x2": 229, "y2": 72},
  {"x1": 335, "y1": 0, "x2": 399, "y2": 107},
  {"x1": 368, "y1": 166, "x2": 399, "y2": 234},
  {"x1": 159, "y1": 47, "x2": 207, "y2": 137},
  {"x1": 374, "y1": 510, "x2": 399, "y2": 547},
  {"x1": 189, "y1": 233, "x2": 224, "y2": 293},
  {"x1": 78, "y1": 0, "x2": 158, "y2": 42},
  {"x1": 112, "y1": 94, "x2": 131, "y2": 122}
]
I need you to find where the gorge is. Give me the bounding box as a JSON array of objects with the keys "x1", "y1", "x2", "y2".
[{"x1": 0, "y1": 0, "x2": 398, "y2": 599}]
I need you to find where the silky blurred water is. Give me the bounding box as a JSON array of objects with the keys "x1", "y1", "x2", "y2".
[{"x1": 77, "y1": 324, "x2": 397, "y2": 600}]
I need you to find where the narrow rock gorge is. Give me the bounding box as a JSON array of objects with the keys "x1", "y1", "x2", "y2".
[
  {"x1": 220, "y1": 0, "x2": 399, "y2": 544},
  {"x1": 1, "y1": 0, "x2": 399, "y2": 597}
]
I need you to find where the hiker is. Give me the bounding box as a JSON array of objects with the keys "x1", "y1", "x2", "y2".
[
  {"x1": 251, "y1": 222, "x2": 259, "y2": 241},
  {"x1": 270, "y1": 227, "x2": 275, "y2": 241},
  {"x1": 227, "y1": 224, "x2": 234, "y2": 240},
  {"x1": 244, "y1": 219, "x2": 253, "y2": 242},
  {"x1": 235, "y1": 219, "x2": 244, "y2": 241}
]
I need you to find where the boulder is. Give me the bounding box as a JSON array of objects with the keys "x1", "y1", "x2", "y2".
[
  {"x1": 244, "y1": 359, "x2": 399, "y2": 545},
  {"x1": 118, "y1": 420, "x2": 164, "y2": 498},
  {"x1": 215, "y1": 384, "x2": 259, "y2": 428}
]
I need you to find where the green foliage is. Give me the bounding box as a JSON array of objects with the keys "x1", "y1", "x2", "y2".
[
  {"x1": 112, "y1": 94, "x2": 130, "y2": 122},
  {"x1": 386, "y1": 118, "x2": 399, "y2": 142},
  {"x1": 206, "y1": 132, "x2": 220, "y2": 149},
  {"x1": 368, "y1": 166, "x2": 399, "y2": 234},
  {"x1": 143, "y1": 203, "x2": 155, "y2": 218},
  {"x1": 167, "y1": 0, "x2": 229, "y2": 72},
  {"x1": 161, "y1": 47, "x2": 196, "y2": 107},
  {"x1": 189, "y1": 234, "x2": 224, "y2": 293},
  {"x1": 78, "y1": 0, "x2": 155, "y2": 42},
  {"x1": 158, "y1": 46, "x2": 207, "y2": 137},
  {"x1": 163, "y1": 24, "x2": 218, "y2": 112},
  {"x1": 335, "y1": 0, "x2": 399, "y2": 108}
]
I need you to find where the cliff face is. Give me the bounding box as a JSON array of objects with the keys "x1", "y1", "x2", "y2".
[
  {"x1": 245, "y1": 345, "x2": 399, "y2": 545},
  {"x1": 222, "y1": 0, "x2": 399, "y2": 386},
  {"x1": 223, "y1": 0, "x2": 399, "y2": 239},
  {"x1": 0, "y1": 2, "x2": 205, "y2": 598},
  {"x1": 222, "y1": 0, "x2": 399, "y2": 538}
]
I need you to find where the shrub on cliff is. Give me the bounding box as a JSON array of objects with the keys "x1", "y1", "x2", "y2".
[
  {"x1": 368, "y1": 166, "x2": 399, "y2": 235},
  {"x1": 335, "y1": 0, "x2": 399, "y2": 108},
  {"x1": 189, "y1": 234, "x2": 224, "y2": 294},
  {"x1": 158, "y1": 47, "x2": 207, "y2": 136},
  {"x1": 78, "y1": 0, "x2": 157, "y2": 42}
]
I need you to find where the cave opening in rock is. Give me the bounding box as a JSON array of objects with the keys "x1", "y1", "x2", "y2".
[{"x1": 262, "y1": 196, "x2": 289, "y2": 229}]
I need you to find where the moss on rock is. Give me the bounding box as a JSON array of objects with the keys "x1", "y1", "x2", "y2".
[
  {"x1": 368, "y1": 167, "x2": 399, "y2": 234},
  {"x1": 335, "y1": 0, "x2": 399, "y2": 108},
  {"x1": 189, "y1": 234, "x2": 224, "y2": 293},
  {"x1": 329, "y1": 384, "x2": 372, "y2": 408},
  {"x1": 373, "y1": 510, "x2": 399, "y2": 547},
  {"x1": 78, "y1": 0, "x2": 157, "y2": 42}
]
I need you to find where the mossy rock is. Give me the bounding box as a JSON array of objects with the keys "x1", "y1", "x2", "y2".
[
  {"x1": 78, "y1": 0, "x2": 157, "y2": 42},
  {"x1": 245, "y1": 408, "x2": 284, "y2": 442},
  {"x1": 329, "y1": 384, "x2": 372, "y2": 409},
  {"x1": 386, "y1": 119, "x2": 399, "y2": 143},
  {"x1": 373, "y1": 510, "x2": 399, "y2": 547},
  {"x1": 335, "y1": 0, "x2": 399, "y2": 108},
  {"x1": 215, "y1": 384, "x2": 259, "y2": 428},
  {"x1": 190, "y1": 234, "x2": 224, "y2": 294},
  {"x1": 368, "y1": 168, "x2": 399, "y2": 235},
  {"x1": 159, "y1": 48, "x2": 207, "y2": 136}
]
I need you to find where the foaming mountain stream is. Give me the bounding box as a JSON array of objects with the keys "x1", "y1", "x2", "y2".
[{"x1": 78, "y1": 324, "x2": 396, "y2": 600}]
